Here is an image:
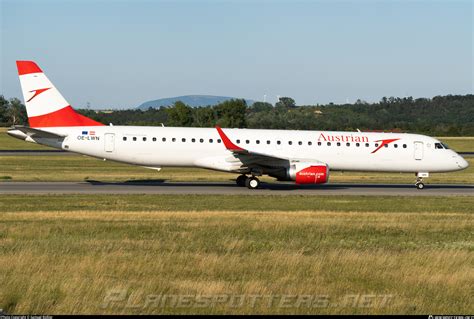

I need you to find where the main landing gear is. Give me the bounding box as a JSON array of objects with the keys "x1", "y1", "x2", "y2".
[
  {"x1": 415, "y1": 172, "x2": 429, "y2": 190},
  {"x1": 236, "y1": 175, "x2": 247, "y2": 187},
  {"x1": 236, "y1": 175, "x2": 260, "y2": 189}
]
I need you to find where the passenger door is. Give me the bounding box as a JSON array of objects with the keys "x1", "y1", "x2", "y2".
[
  {"x1": 104, "y1": 133, "x2": 115, "y2": 153},
  {"x1": 414, "y1": 141, "x2": 423, "y2": 160}
]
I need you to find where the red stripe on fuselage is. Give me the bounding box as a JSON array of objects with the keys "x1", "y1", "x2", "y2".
[
  {"x1": 28, "y1": 106, "x2": 105, "y2": 127},
  {"x1": 16, "y1": 61, "x2": 43, "y2": 75}
]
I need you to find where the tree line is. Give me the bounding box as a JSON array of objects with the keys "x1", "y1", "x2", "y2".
[
  {"x1": 1, "y1": 94, "x2": 473, "y2": 136},
  {"x1": 0, "y1": 96, "x2": 27, "y2": 127}
]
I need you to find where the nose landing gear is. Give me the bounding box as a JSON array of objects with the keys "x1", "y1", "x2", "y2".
[
  {"x1": 415, "y1": 172, "x2": 429, "y2": 190},
  {"x1": 415, "y1": 179, "x2": 425, "y2": 190}
]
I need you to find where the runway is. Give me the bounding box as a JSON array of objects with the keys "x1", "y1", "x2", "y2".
[{"x1": 1, "y1": 181, "x2": 473, "y2": 196}]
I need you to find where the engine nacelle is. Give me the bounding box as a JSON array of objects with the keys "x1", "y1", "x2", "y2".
[{"x1": 288, "y1": 163, "x2": 329, "y2": 184}]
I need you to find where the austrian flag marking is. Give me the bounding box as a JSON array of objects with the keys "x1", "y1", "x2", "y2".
[{"x1": 78, "y1": 131, "x2": 99, "y2": 141}]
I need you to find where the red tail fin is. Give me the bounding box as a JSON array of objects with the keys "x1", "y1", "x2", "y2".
[{"x1": 16, "y1": 61, "x2": 104, "y2": 128}]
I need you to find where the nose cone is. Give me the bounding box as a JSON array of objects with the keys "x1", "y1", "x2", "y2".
[{"x1": 458, "y1": 156, "x2": 469, "y2": 169}]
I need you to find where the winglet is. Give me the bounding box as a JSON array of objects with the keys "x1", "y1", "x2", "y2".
[{"x1": 215, "y1": 126, "x2": 245, "y2": 152}]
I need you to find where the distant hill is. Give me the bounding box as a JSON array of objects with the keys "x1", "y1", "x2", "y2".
[{"x1": 137, "y1": 95, "x2": 255, "y2": 109}]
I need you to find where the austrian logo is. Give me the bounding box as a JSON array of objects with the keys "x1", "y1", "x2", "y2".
[
  {"x1": 371, "y1": 138, "x2": 400, "y2": 153},
  {"x1": 27, "y1": 87, "x2": 51, "y2": 102}
]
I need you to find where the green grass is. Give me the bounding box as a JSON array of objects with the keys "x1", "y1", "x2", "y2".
[
  {"x1": 1, "y1": 194, "x2": 473, "y2": 213},
  {"x1": 0, "y1": 195, "x2": 472, "y2": 314}
]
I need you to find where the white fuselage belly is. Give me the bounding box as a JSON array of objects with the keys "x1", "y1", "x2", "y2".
[{"x1": 43, "y1": 126, "x2": 467, "y2": 174}]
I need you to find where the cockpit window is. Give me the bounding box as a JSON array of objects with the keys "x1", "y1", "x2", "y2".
[
  {"x1": 442, "y1": 143, "x2": 450, "y2": 149},
  {"x1": 434, "y1": 143, "x2": 444, "y2": 149}
]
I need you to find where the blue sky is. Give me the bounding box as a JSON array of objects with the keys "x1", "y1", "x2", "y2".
[{"x1": 1, "y1": 0, "x2": 472, "y2": 108}]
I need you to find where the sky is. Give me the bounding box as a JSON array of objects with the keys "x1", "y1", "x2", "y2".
[{"x1": 1, "y1": 0, "x2": 472, "y2": 109}]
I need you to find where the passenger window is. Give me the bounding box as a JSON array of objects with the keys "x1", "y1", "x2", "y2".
[
  {"x1": 162, "y1": 137, "x2": 166, "y2": 142},
  {"x1": 308, "y1": 141, "x2": 312, "y2": 146},
  {"x1": 152, "y1": 137, "x2": 156, "y2": 142},
  {"x1": 394, "y1": 144, "x2": 398, "y2": 148},
  {"x1": 246, "y1": 140, "x2": 250, "y2": 144},
  {"x1": 143, "y1": 137, "x2": 147, "y2": 141},
  {"x1": 298, "y1": 141, "x2": 302, "y2": 145},
  {"x1": 172, "y1": 138, "x2": 176, "y2": 142},
  {"x1": 356, "y1": 143, "x2": 360, "y2": 147},
  {"x1": 277, "y1": 141, "x2": 281, "y2": 145},
  {"x1": 200, "y1": 138, "x2": 204, "y2": 143},
  {"x1": 192, "y1": 138, "x2": 196, "y2": 142},
  {"x1": 365, "y1": 143, "x2": 369, "y2": 147},
  {"x1": 288, "y1": 141, "x2": 293, "y2": 145},
  {"x1": 384, "y1": 144, "x2": 388, "y2": 148},
  {"x1": 403, "y1": 144, "x2": 407, "y2": 148},
  {"x1": 327, "y1": 142, "x2": 331, "y2": 146},
  {"x1": 375, "y1": 143, "x2": 379, "y2": 147},
  {"x1": 133, "y1": 137, "x2": 137, "y2": 141},
  {"x1": 236, "y1": 139, "x2": 240, "y2": 144},
  {"x1": 318, "y1": 142, "x2": 321, "y2": 146},
  {"x1": 267, "y1": 140, "x2": 271, "y2": 145},
  {"x1": 346, "y1": 143, "x2": 350, "y2": 147},
  {"x1": 217, "y1": 139, "x2": 221, "y2": 143},
  {"x1": 123, "y1": 137, "x2": 127, "y2": 141},
  {"x1": 182, "y1": 138, "x2": 186, "y2": 142},
  {"x1": 209, "y1": 139, "x2": 213, "y2": 143},
  {"x1": 256, "y1": 140, "x2": 260, "y2": 144},
  {"x1": 337, "y1": 142, "x2": 341, "y2": 146}
]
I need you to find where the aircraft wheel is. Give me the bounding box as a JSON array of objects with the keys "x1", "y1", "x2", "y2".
[
  {"x1": 245, "y1": 176, "x2": 260, "y2": 189},
  {"x1": 236, "y1": 175, "x2": 247, "y2": 187},
  {"x1": 416, "y1": 182, "x2": 425, "y2": 190}
]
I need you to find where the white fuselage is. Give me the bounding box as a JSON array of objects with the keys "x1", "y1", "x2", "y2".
[{"x1": 29, "y1": 126, "x2": 468, "y2": 175}]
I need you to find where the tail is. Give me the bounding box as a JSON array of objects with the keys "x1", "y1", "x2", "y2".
[{"x1": 16, "y1": 61, "x2": 104, "y2": 128}]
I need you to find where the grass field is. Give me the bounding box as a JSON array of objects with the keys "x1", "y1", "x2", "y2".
[{"x1": 0, "y1": 195, "x2": 473, "y2": 314}]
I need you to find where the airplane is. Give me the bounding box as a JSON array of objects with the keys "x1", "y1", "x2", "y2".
[{"x1": 7, "y1": 61, "x2": 469, "y2": 190}]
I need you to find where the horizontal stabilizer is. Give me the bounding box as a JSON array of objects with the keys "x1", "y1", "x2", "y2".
[{"x1": 9, "y1": 125, "x2": 67, "y2": 139}]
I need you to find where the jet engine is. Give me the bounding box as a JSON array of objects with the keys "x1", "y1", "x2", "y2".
[
  {"x1": 270, "y1": 162, "x2": 329, "y2": 184},
  {"x1": 289, "y1": 163, "x2": 329, "y2": 184}
]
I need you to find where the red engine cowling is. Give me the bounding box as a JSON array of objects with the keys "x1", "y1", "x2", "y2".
[{"x1": 288, "y1": 163, "x2": 329, "y2": 184}]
